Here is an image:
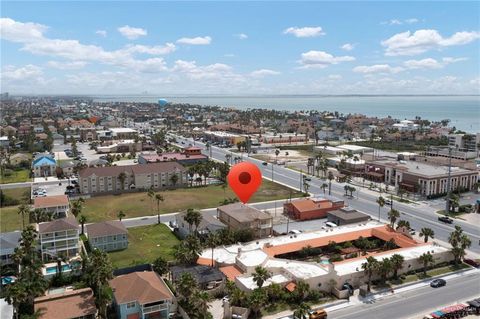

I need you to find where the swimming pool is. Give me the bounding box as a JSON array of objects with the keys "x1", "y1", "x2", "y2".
[
  {"x1": 46, "y1": 264, "x2": 72, "y2": 274},
  {"x1": 1, "y1": 276, "x2": 16, "y2": 285}
]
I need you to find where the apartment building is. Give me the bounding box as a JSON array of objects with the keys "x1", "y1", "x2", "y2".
[
  {"x1": 78, "y1": 162, "x2": 187, "y2": 195},
  {"x1": 217, "y1": 203, "x2": 273, "y2": 238},
  {"x1": 365, "y1": 159, "x2": 478, "y2": 197},
  {"x1": 37, "y1": 216, "x2": 80, "y2": 262}
]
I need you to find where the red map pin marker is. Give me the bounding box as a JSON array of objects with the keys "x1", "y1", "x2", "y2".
[{"x1": 227, "y1": 162, "x2": 262, "y2": 203}]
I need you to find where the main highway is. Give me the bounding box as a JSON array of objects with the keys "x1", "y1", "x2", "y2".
[{"x1": 173, "y1": 135, "x2": 480, "y2": 256}]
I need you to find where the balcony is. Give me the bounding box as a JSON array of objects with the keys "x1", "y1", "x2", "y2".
[{"x1": 142, "y1": 303, "x2": 168, "y2": 314}]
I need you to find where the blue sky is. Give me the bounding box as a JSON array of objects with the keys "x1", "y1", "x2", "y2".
[{"x1": 1, "y1": 1, "x2": 479, "y2": 95}]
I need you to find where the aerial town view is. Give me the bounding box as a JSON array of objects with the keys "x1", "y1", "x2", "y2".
[{"x1": 0, "y1": 1, "x2": 479, "y2": 319}]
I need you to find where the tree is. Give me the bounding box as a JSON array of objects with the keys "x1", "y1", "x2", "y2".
[
  {"x1": 174, "y1": 235, "x2": 202, "y2": 265},
  {"x1": 377, "y1": 258, "x2": 392, "y2": 284},
  {"x1": 419, "y1": 227, "x2": 435, "y2": 243},
  {"x1": 192, "y1": 290, "x2": 211, "y2": 319},
  {"x1": 390, "y1": 254, "x2": 405, "y2": 279},
  {"x1": 176, "y1": 272, "x2": 197, "y2": 300},
  {"x1": 117, "y1": 210, "x2": 126, "y2": 221},
  {"x1": 205, "y1": 232, "x2": 219, "y2": 267},
  {"x1": 17, "y1": 204, "x2": 30, "y2": 229},
  {"x1": 252, "y1": 266, "x2": 271, "y2": 289},
  {"x1": 155, "y1": 193, "x2": 165, "y2": 224},
  {"x1": 79, "y1": 215, "x2": 87, "y2": 235},
  {"x1": 327, "y1": 171, "x2": 334, "y2": 195},
  {"x1": 361, "y1": 256, "x2": 378, "y2": 292},
  {"x1": 321, "y1": 183, "x2": 328, "y2": 195},
  {"x1": 249, "y1": 288, "x2": 267, "y2": 318},
  {"x1": 387, "y1": 209, "x2": 400, "y2": 229},
  {"x1": 418, "y1": 252, "x2": 434, "y2": 276},
  {"x1": 152, "y1": 256, "x2": 169, "y2": 276},
  {"x1": 147, "y1": 188, "x2": 155, "y2": 213},
  {"x1": 376, "y1": 196, "x2": 385, "y2": 222},
  {"x1": 396, "y1": 219, "x2": 410, "y2": 231},
  {"x1": 170, "y1": 173, "x2": 179, "y2": 187},
  {"x1": 448, "y1": 226, "x2": 471, "y2": 265},
  {"x1": 83, "y1": 249, "x2": 113, "y2": 318},
  {"x1": 184, "y1": 208, "x2": 202, "y2": 234},
  {"x1": 70, "y1": 199, "x2": 83, "y2": 218},
  {"x1": 293, "y1": 302, "x2": 311, "y2": 319},
  {"x1": 118, "y1": 172, "x2": 127, "y2": 190}
]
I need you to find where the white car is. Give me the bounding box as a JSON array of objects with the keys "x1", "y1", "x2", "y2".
[{"x1": 289, "y1": 230, "x2": 302, "y2": 234}]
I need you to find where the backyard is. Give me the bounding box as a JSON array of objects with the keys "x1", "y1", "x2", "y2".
[
  {"x1": 80, "y1": 179, "x2": 302, "y2": 223},
  {"x1": 107, "y1": 223, "x2": 179, "y2": 268}
]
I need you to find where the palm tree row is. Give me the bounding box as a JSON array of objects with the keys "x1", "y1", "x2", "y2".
[
  {"x1": 448, "y1": 225, "x2": 471, "y2": 265},
  {"x1": 187, "y1": 160, "x2": 230, "y2": 187},
  {"x1": 361, "y1": 254, "x2": 405, "y2": 292}
]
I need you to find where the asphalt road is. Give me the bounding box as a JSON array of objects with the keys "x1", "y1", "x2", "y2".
[
  {"x1": 329, "y1": 271, "x2": 480, "y2": 319},
  {"x1": 174, "y1": 135, "x2": 480, "y2": 255}
]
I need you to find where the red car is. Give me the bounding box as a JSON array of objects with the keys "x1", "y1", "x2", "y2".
[{"x1": 464, "y1": 259, "x2": 480, "y2": 268}]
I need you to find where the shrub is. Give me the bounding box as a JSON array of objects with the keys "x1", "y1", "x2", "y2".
[{"x1": 329, "y1": 254, "x2": 343, "y2": 262}]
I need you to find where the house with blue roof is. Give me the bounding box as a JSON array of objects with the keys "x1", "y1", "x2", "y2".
[{"x1": 32, "y1": 155, "x2": 57, "y2": 177}]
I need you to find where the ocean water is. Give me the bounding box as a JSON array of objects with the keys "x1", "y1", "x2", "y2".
[{"x1": 94, "y1": 95, "x2": 480, "y2": 133}]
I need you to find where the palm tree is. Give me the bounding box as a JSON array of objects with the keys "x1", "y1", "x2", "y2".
[
  {"x1": 29, "y1": 208, "x2": 46, "y2": 224},
  {"x1": 70, "y1": 199, "x2": 83, "y2": 218},
  {"x1": 79, "y1": 215, "x2": 87, "y2": 235},
  {"x1": 387, "y1": 209, "x2": 400, "y2": 229},
  {"x1": 249, "y1": 288, "x2": 267, "y2": 318},
  {"x1": 117, "y1": 210, "x2": 126, "y2": 221},
  {"x1": 448, "y1": 225, "x2": 471, "y2": 265},
  {"x1": 294, "y1": 280, "x2": 310, "y2": 301},
  {"x1": 321, "y1": 183, "x2": 328, "y2": 195},
  {"x1": 293, "y1": 302, "x2": 311, "y2": 319},
  {"x1": 327, "y1": 171, "x2": 334, "y2": 195},
  {"x1": 5, "y1": 281, "x2": 28, "y2": 319},
  {"x1": 174, "y1": 235, "x2": 202, "y2": 265},
  {"x1": 390, "y1": 254, "x2": 405, "y2": 279},
  {"x1": 396, "y1": 219, "x2": 410, "y2": 230},
  {"x1": 252, "y1": 266, "x2": 271, "y2": 288},
  {"x1": 17, "y1": 204, "x2": 30, "y2": 229},
  {"x1": 362, "y1": 256, "x2": 378, "y2": 292},
  {"x1": 170, "y1": 173, "x2": 179, "y2": 187},
  {"x1": 376, "y1": 196, "x2": 385, "y2": 222},
  {"x1": 152, "y1": 256, "x2": 169, "y2": 276},
  {"x1": 419, "y1": 227, "x2": 435, "y2": 243},
  {"x1": 176, "y1": 272, "x2": 197, "y2": 300},
  {"x1": 118, "y1": 172, "x2": 127, "y2": 190},
  {"x1": 83, "y1": 249, "x2": 113, "y2": 318},
  {"x1": 192, "y1": 290, "x2": 211, "y2": 317},
  {"x1": 155, "y1": 193, "x2": 164, "y2": 224},
  {"x1": 184, "y1": 208, "x2": 202, "y2": 234},
  {"x1": 377, "y1": 258, "x2": 392, "y2": 284},
  {"x1": 275, "y1": 149, "x2": 280, "y2": 162},
  {"x1": 344, "y1": 185, "x2": 349, "y2": 196},
  {"x1": 205, "y1": 232, "x2": 219, "y2": 267},
  {"x1": 418, "y1": 252, "x2": 434, "y2": 276}
]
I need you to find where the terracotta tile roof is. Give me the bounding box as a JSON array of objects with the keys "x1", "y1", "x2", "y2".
[
  {"x1": 285, "y1": 282, "x2": 296, "y2": 292},
  {"x1": 109, "y1": 271, "x2": 173, "y2": 305},
  {"x1": 219, "y1": 265, "x2": 243, "y2": 281},
  {"x1": 79, "y1": 162, "x2": 186, "y2": 178},
  {"x1": 197, "y1": 257, "x2": 215, "y2": 267},
  {"x1": 86, "y1": 220, "x2": 127, "y2": 238},
  {"x1": 38, "y1": 216, "x2": 79, "y2": 233},
  {"x1": 34, "y1": 195, "x2": 69, "y2": 209},
  {"x1": 34, "y1": 288, "x2": 97, "y2": 319}
]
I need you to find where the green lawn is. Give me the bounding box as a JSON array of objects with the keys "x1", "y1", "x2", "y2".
[
  {"x1": 1, "y1": 169, "x2": 31, "y2": 183},
  {"x1": 1, "y1": 187, "x2": 31, "y2": 205},
  {"x1": 0, "y1": 205, "x2": 24, "y2": 232},
  {"x1": 81, "y1": 179, "x2": 301, "y2": 223},
  {"x1": 108, "y1": 224, "x2": 179, "y2": 268}
]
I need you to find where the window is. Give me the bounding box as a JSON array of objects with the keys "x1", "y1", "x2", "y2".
[{"x1": 126, "y1": 302, "x2": 136, "y2": 309}]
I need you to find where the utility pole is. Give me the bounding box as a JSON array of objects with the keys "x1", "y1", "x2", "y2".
[{"x1": 445, "y1": 147, "x2": 452, "y2": 214}]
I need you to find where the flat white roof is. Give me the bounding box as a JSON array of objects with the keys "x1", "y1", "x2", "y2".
[
  {"x1": 333, "y1": 243, "x2": 449, "y2": 276},
  {"x1": 315, "y1": 146, "x2": 343, "y2": 152},
  {"x1": 330, "y1": 157, "x2": 365, "y2": 165},
  {"x1": 237, "y1": 273, "x2": 290, "y2": 290},
  {"x1": 109, "y1": 128, "x2": 137, "y2": 133},
  {"x1": 237, "y1": 249, "x2": 269, "y2": 268},
  {"x1": 265, "y1": 259, "x2": 329, "y2": 279},
  {"x1": 337, "y1": 144, "x2": 373, "y2": 152},
  {"x1": 204, "y1": 131, "x2": 242, "y2": 137}
]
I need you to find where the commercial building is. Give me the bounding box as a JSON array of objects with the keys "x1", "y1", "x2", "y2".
[
  {"x1": 37, "y1": 216, "x2": 80, "y2": 262},
  {"x1": 32, "y1": 155, "x2": 56, "y2": 178},
  {"x1": 86, "y1": 221, "x2": 128, "y2": 252},
  {"x1": 109, "y1": 271, "x2": 176, "y2": 319},
  {"x1": 283, "y1": 197, "x2": 345, "y2": 221},
  {"x1": 34, "y1": 288, "x2": 97, "y2": 319},
  {"x1": 138, "y1": 146, "x2": 208, "y2": 165},
  {"x1": 327, "y1": 207, "x2": 370, "y2": 226},
  {"x1": 33, "y1": 195, "x2": 70, "y2": 219},
  {"x1": 364, "y1": 159, "x2": 478, "y2": 196},
  {"x1": 426, "y1": 133, "x2": 480, "y2": 160},
  {"x1": 78, "y1": 162, "x2": 187, "y2": 195},
  {"x1": 96, "y1": 140, "x2": 142, "y2": 153},
  {"x1": 203, "y1": 131, "x2": 246, "y2": 146},
  {"x1": 217, "y1": 203, "x2": 273, "y2": 238},
  {"x1": 260, "y1": 133, "x2": 307, "y2": 144}
]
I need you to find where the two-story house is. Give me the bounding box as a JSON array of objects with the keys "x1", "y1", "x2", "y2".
[
  {"x1": 86, "y1": 221, "x2": 128, "y2": 252},
  {"x1": 0, "y1": 231, "x2": 22, "y2": 266},
  {"x1": 109, "y1": 271, "x2": 176, "y2": 319},
  {"x1": 217, "y1": 203, "x2": 273, "y2": 238},
  {"x1": 32, "y1": 155, "x2": 57, "y2": 178},
  {"x1": 34, "y1": 195, "x2": 70, "y2": 219},
  {"x1": 37, "y1": 216, "x2": 80, "y2": 262}
]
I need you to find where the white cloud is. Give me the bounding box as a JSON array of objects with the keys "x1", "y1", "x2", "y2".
[
  {"x1": 382, "y1": 18, "x2": 420, "y2": 25},
  {"x1": 176, "y1": 36, "x2": 212, "y2": 45},
  {"x1": 353, "y1": 64, "x2": 404, "y2": 74},
  {"x1": 405, "y1": 18, "x2": 419, "y2": 24},
  {"x1": 235, "y1": 33, "x2": 248, "y2": 40},
  {"x1": 117, "y1": 25, "x2": 147, "y2": 40},
  {"x1": 328, "y1": 74, "x2": 342, "y2": 80},
  {"x1": 1, "y1": 64, "x2": 43, "y2": 80},
  {"x1": 0, "y1": 17, "x2": 47, "y2": 43},
  {"x1": 47, "y1": 61, "x2": 87, "y2": 70},
  {"x1": 299, "y1": 51, "x2": 355, "y2": 68},
  {"x1": 403, "y1": 57, "x2": 468, "y2": 69},
  {"x1": 96, "y1": 30, "x2": 107, "y2": 37},
  {"x1": 121, "y1": 43, "x2": 176, "y2": 55},
  {"x1": 382, "y1": 29, "x2": 480, "y2": 56},
  {"x1": 249, "y1": 69, "x2": 281, "y2": 77},
  {"x1": 341, "y1": 43, "x2": 355, "y2": 51},
  {"x1": 442, "y1": 57, "x2": 468, "y2": 64},
  {"x1": 283, "y1": 26, "x2": 325, "y2": 38}
]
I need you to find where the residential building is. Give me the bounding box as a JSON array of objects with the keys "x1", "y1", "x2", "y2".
[
  {"x1": 32, "y1": 155, "x2": 57, "y2": 177},
  {"x1": 327, "y1": 207, "x2": 370, "y2": 226},
  {"x1": 217, "y1": 203, "x2": 273, "y2": 238},
  {"x1": 34, "y1": 195, "x2": 70, "y2": 219},
  {"x1": 175, "y1": 211, "x2": 226, "y2": 238},
  {"x1": 34, "y1": 288, "x2": 97, "y2": 319},
  {"x1": 9, "y1": 153, "x2": 30, "y2": 165},
  {"x1": 425, "y1": 133, "x2": 480, "y2": 160},
  {"x1": 138, "y1": 146, "x2": 208, "y2": 165},
  {"x1": 78, "y1": 162, "x2": 187, "y2": 195},
  {"x1": 392, "y1": 120, "x2": 419, "y2": 131},
  {"x1": 365, "y1": 159, "x2": 478, "y2": 196},
  {"x1": 170, "y1": 265, "x2": 225, "y2": 291},
  {"x1": 284, "y1": 197, "x2": 345, "y2": 221},
  {"x1": 109, "y1": 271, "x2": 176, "y2": 319},
  {"x1": 0, "y1": 231, "x2": 21, "y2": 265},
  {"x1": 86, "y1": 221, "x2": 128, "y2": 252},
  {"x1": 37, "y1": 216, "x2": 80, "y2": 261}
]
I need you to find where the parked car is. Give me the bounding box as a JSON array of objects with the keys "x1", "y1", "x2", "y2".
[
  {"x1": 438, "y1": 216, "x2": 453, "y2": 224},
  {"x1": 430, "y1": 279, "x2": 446, "y2": 288},
  {"x1": 385, "y1": 199, "x2": 393, "y2": 206},
  {"x1": 309, "y1": 309, "x2": 327, "y2": 319},
  {"x1": 325, "y1": 222, "x2": 338, "y2": 228},
  {"x1": 262, "y1": 162, "x2": 268, "y2": 166},
  {"x1": 464, "y1": 259, "x2": 480, "y2": 268},
  {"x1": 289, "y1": 230, "x2": 302, "y2": 234}
]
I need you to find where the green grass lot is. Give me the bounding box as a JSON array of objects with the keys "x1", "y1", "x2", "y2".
[
  {"x1": 108, "y1": 224, "x2": 179, "y2": 268},
  {"x1": 81, "y1": 179, "x2": 302, "y2": 223},
  {"x1": 0, "y1": 205, "x2": 24, "y2": 232},
  {"x1": 1, "y1": 187, "x2": 31, "y2": 205},
  {"x1": 1, "y1": 169, "x2": 31, "y2": 183}
]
